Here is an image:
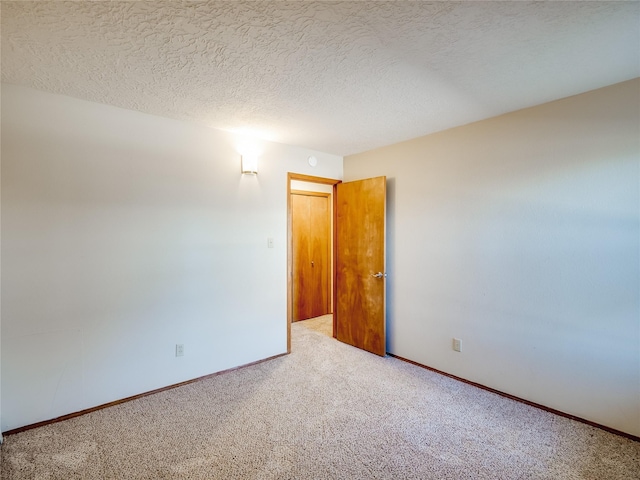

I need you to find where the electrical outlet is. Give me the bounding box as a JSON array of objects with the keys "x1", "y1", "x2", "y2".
[
  {"x1": 452, "y1": 338, "x2": 461, "y2": 352},
  {"x1": 176, "y1": 344, "x2": 184, "y2": 357}
]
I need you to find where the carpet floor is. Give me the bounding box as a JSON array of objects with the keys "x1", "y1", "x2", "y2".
[{"x1": 1, "y1": 315, "x2": 638, "y2": 479}]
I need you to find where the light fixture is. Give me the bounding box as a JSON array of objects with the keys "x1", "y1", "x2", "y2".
[
  {"x1": 308, "y1": 155, "x2": 318, "y2": 167},
  {"x1": 241, "y1": 155, "x2": 258, "y2": 175}
]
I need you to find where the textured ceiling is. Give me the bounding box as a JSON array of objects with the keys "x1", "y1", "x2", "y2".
[{"x1": 2, "y1": 1, "x2": 639, "y2": 156}]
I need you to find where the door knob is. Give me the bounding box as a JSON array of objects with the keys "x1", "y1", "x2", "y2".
[{"x1": 371, "y1": 272, "x2": 387, "y2": 278}]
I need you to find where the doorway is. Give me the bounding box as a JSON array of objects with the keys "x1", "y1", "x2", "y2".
[
  {"x1": 287, "y1": 173, "x2": 341, "y2": 352},
  {"x1": 286, "y1": 173, "x2": 387, "y2": 356}
]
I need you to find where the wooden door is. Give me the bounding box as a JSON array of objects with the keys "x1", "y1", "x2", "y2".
[
  {"x1": 335, "y1": 177, "x2": 386, "y2": 356},
  {"x1": 292, "y1": 191, "x2": 331, "y2": 321}
]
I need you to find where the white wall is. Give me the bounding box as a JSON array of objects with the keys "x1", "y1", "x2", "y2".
[
  {"x1": 290, "y1": 180, "x2": 334, "y2": 194},
  {"x1": 345, "y1": 79, "x2": 640, "y2": 436},
  {"x1": 0, "y1": 84, "x2": 342, "y2": 432},
  {"x1": 0, "y1": 82, "x2": 3, "y2": 442}
]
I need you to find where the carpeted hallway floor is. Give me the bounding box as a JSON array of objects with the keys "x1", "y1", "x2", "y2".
[{"x1": 1, "y1": 315, "x2": 638, "y2": 479}]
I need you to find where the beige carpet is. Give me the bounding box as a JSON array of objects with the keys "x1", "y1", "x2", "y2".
[
  {"x1": 295, "y1": 313, "x2": 334, "y2": 337},
  {"x1": 1, "y1": 316, "x2": 639, "y2": 479}
]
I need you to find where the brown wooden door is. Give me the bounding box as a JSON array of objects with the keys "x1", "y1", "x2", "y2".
[
  {"x1": 335, "y1": 177, "x2": 386, "y2": 356},
  {"x1": 292, "y1": 191, "x2": 331, "y2": 321}
]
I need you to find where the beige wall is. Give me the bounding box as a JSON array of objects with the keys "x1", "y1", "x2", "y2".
[
  {"x1": 0, "y1": 84, "x2": 343, "y2": 432},
  {"x1": 345, "y1": 79, "x2": 640, "y2": 436}
]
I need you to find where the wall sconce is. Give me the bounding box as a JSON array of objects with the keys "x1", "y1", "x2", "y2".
[{"x1": 241, "y1": 155, "x2": 258, "y2": 175}]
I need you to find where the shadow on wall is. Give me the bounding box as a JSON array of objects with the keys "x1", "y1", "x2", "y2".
[{"x1": 385, "y1": 177, "x2": 396, "y2": 354}]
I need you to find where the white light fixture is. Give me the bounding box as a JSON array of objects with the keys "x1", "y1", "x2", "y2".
[
  {"x1": 241, "y1": 155, "x2": 258, "y2": 175},
  {"x1": 308, "y1": 155, "x2": 318, "y2": 167}
]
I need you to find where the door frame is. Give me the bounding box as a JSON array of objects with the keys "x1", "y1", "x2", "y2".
[{"x1": 287, "y1": 172, "x2": 342, "y2": 353}]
